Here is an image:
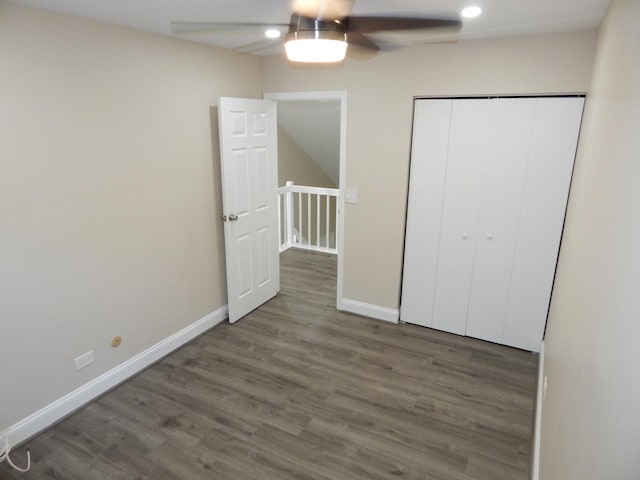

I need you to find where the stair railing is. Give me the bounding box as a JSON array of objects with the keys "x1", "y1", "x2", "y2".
[{"x1": 278, "y1": 180, "x2": 339, "y2": 254}]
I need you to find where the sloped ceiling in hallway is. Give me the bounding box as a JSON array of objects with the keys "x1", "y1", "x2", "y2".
[{"x1": 277, "y1": 100, "x2": 340, "y2": 185}]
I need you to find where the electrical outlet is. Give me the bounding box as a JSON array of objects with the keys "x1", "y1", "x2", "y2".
[
  {"x1": 346, "y1": 188, "x2": 358, "y2": 204},
  {"x1": 74, "y1": 351, "x2": 94, "y2": 370}
]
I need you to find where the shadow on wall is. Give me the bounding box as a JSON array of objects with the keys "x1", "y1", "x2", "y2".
[{"x1": 209, "y1": 106, "x2": 228, "y2": 297}]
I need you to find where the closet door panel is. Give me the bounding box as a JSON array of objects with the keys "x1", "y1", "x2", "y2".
[
  {"x1": 465, "y1": 99, "x2": 537, "y2": 343},
  {"x1": 432, "y1": 100, "x2": 491, "y2": 335},
  {"x1": 400, "y1": 99, "x2": 453, "y2": 327},
  {"x1": 503, "y1": 97, "x2": 584, "y2": 351}
]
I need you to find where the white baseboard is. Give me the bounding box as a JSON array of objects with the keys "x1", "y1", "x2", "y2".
[
  {"x1": 4, "y1": 306, "x2": 228, "y2": 447},
  {"x1": 532, "y1": 341, "x2": 545, "y2": 480},
  {"x1": 338, "y1": 297, "x2": 399, "y2": 324}
]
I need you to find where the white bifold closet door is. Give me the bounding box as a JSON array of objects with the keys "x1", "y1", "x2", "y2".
[
  {"x1": 401, "y1": 96, "x2": 584, "y2": 352},
  {"x1": 431, "y1": 100, "x2": 491, "y2": 335}
]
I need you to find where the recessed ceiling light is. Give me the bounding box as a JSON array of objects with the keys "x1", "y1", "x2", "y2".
[
  {"x1": 265, "y1": 29, "x2": 281, "y2": 39},
  {"x1": 461, "y1": 6, "x2": 482, "y2": 18}
]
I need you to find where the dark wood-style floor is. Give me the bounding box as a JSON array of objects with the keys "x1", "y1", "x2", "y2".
[{"x1": 1, "y1": 249, "x2": 538, "y2": 479}]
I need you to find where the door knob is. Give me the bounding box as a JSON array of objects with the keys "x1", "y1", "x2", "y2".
[
  {"x1": 228, "y1": 213, "x2": 239, "y2": 221},
  {"x1": 486, "y1": 233, "x2": 493, "y2": 240},
  {"x1": 462, "y1": 233, "x2": 469, "y2": 240}
]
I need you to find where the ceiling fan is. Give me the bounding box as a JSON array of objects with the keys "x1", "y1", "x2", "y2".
[{"x1": 171, "y1": 0, "x2": 462, "y2": 63}]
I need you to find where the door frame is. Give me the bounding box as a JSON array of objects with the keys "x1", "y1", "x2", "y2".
[{"x1": 263, "y1": 90, "x2": 347, "y2": 310}]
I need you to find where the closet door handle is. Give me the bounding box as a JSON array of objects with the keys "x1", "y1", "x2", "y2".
[
  {"x1": 462, "y1": 233, "x2": 469, "y2": 240},
  {"x1": 486, "y1": 233, "x2": 493, "y2": 240}
]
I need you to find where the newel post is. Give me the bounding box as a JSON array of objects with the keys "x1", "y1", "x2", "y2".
[{"x1": 285, "y1": 181, "x2": 294, "y2": 248}]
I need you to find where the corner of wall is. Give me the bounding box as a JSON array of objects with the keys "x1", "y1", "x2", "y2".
[{"x1": 532, "y1": 340, "x2": 545, "y2": 480}]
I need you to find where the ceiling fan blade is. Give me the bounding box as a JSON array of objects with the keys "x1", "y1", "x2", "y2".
[
  {"x1": 291, "y1": 0, "x2": 354, "y2": 20},
  {"x1": 346, "y1": 16, "x2": 462, "y2": 34},
  {"x1": 171, "y1": 22, "x2": 289, "y2": 36},
  {"x1": 232, "y1": 38, "x2": 283, "y2": 55},
  {"x1": 347, "y1": 32, "x2": 379, "y2": 51}
]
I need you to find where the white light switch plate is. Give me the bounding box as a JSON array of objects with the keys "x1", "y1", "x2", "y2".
[{"x1": 346, "y1": 188, "x2": 358, "y2": 204}]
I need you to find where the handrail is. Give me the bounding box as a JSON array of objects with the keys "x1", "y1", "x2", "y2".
[{"x1": 278, "y1": 180, "x2": 339, "y2": 255}]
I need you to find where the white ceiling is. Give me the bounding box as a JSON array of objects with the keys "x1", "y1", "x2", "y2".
[{"x1": 7, "y1": 0, "x2": 611, "y2": 55}]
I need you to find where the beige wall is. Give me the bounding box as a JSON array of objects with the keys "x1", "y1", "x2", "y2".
[
  {"x1": 261, "y1": 30, "x2": 598, "y2": 308},
  {"x1": 278, "y1": 125, "x2": 335, "y2": 188},
  {"x1": 0, "y1": 4, "x2": 261, "y2": 431},
  {"x1": 540, "y1": 1, "x2": 640, "y2": 478}
]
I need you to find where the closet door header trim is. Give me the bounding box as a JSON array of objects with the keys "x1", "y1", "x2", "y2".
[{"x1": 414, "y1": 94, "x2": 586, "y2": 100}]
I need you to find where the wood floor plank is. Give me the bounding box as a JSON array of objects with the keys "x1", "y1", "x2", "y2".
[{"x1": 0, "y1": 248, "x2": 537, "y2": 479}]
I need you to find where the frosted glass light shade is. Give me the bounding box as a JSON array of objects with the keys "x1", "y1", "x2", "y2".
[{"x1": 285, "y1": 38, "x2": 347, "y2": 63}]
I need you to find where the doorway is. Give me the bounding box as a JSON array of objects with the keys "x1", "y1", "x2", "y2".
[{"x1": 263, "y1": 91, "x2": 347, "y2": 310}]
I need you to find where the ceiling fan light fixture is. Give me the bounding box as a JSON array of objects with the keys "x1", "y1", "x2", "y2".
[{"x1": 285, "y1": 30, "x2": 347, "y2": 63}]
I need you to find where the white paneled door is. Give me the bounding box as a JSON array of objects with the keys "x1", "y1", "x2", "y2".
[{"x1": 218, "y1": 97, "x2": 279, "y2": 323}]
